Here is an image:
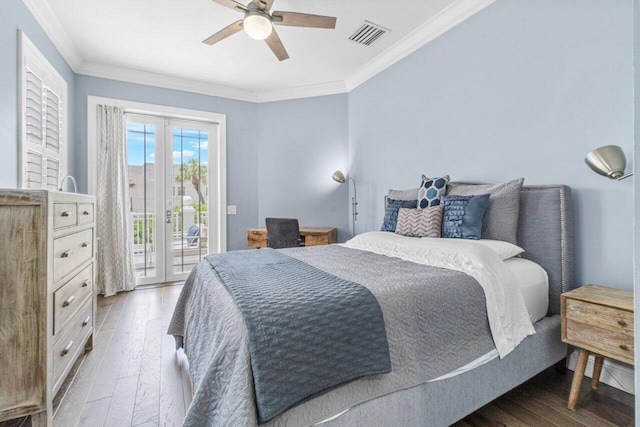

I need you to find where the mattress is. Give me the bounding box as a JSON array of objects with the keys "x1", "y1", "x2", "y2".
[{"x1": 504, "y1": 257, "x2": 549, "y2": 323}]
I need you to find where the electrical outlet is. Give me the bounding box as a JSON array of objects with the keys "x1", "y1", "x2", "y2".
[{"x1": 227, "y1": 205, "x2": 237, "y2": 215}]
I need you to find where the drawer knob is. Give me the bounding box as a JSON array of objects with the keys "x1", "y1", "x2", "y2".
[
  {"x1": 82, "y1": 279, "x2": 91, "y2": 288},
  {"x1": 62, "y1": 295, "x2": 75, "y2": 307},
  {"x1": 83, "y1": 210, "x2": 90, "y2": 215},
  {"x1": 618, "y1": 320, "x2": 628, "y2": 327},
  {"x1": 61, "y1": 211, "x2": 73, "y2": 217},
  {"x1": 61, "y1": 250, "x2": 73, "y2": 258},
  {"x1": 61, "y1": 341, "x2": 74, "y2": 356},
  {"x1": 81, "y1": 241, "x2": 90, "y2": 248},
  {"x1": 82, "y1": 316, "x2": 91, "y2": 327},
  {"x1": 620, "y1": 344, "x2": 629, "y2": 351}
]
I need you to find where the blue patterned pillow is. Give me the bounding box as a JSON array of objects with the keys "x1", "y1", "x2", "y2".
[
  {"x1": 381, "y1": 199, "x2": 418, "y2": 232},
  {"x1": 441, "y1": 194, "x2": 490, "y2": 240},
  {"x1": 417, "y1": 175, "x2": 450, "y2": 209}
]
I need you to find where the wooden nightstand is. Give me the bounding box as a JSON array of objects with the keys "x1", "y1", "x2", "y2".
[{"x1": 561, "y1": 284, "x2": 634, "y2": 410}]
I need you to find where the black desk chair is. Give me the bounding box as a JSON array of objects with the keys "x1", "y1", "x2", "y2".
[{"x1": 265, "y1": 218, "x2": 303, "y2": 249}]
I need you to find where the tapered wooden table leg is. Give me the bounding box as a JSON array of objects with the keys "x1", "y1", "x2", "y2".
[
  {"x1": 568, "y1": 349, "x2": 589, "y2": 410},
  {"x1": 591, "y1": 355, "x2": 604, "y2": 389}
]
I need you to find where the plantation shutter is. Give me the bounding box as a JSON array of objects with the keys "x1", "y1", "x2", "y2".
[{"x1": 20, "y1": 32, "x2": 67, "y2": 190}]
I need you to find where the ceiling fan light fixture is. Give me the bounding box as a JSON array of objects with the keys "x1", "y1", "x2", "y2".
[{"x1": 244, "y1": 11, "x2": 273, "y2": 40}]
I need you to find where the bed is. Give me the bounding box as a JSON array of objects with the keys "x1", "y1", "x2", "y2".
[{"x1": 168, "y1": 184, "x2": 574, "y2": 426}]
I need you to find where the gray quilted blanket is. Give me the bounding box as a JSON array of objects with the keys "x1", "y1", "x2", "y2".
[
  {"x1": 168, "y1": 245, "x2": 495, "y2": 426},
  {"x1": 204, "y1": 248, "x2": 391, "y2": 423}
]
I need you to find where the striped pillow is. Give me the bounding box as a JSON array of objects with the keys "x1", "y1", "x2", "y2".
[{"x1": 395, "y1": 206, "x2": 443, "y2": 238}]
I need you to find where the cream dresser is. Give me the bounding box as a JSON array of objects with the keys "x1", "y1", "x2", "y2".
[{"x1": 0, "y1": 190, "x2": 96, "y2": 426}]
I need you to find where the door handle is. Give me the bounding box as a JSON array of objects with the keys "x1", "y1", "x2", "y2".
[{"x1": 166, "y1": 210, "x2": 172, "y2": 224}]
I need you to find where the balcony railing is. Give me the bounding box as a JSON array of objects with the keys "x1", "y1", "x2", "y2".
[{"x1": 131, "y1": 210, "x2": 209, "y2": 275}]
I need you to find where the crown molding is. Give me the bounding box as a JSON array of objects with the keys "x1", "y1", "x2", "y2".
[
  {"x1": 344, "y1": 0, "x2": 495, "y2": 91},
  {"x1": 77, "y1": 61, "x2": 259, "y2": 103},
  {"x1": 255, "y1": 81, "x2": 348, "y2": 103},
  {"x1": 21, "y1": 0, "x2": 83, "y2": 70},
  {"x1": 24, "y1": 0, "x2": 494, "y2": 104}
]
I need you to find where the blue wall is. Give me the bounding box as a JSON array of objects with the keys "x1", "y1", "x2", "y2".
[
  {"x1": 75, "y1": 75, "x2": 259, "y2": 251},
  {"x1": 0, "y1": 0, "x2": 635, "y2": 282},
  {"x1": 0, "y1": 0, "x2": 76, "y2": 188},
  {"x1": 256, "y1": 95, "x2": 350, "y2": 242},
  {"x1": 348, "y1": 0, "x2": 635, "y2": 290}
]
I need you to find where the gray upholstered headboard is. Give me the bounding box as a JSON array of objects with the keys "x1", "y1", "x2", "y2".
[
  {"x1": 384, "y1": 184, "x2": 575, "y2": 316},
  {"x1": 518, "y1": 185, "x2": 574, "y2": 316}
]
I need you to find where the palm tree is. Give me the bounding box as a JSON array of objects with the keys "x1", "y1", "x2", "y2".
[{"x1": 175, "y1": 159, "x2": 208, "y2": 205}]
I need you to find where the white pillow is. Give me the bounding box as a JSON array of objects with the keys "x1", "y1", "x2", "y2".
[{"x1": 469, "y1": 239, "x2": 525, "y2": 260}]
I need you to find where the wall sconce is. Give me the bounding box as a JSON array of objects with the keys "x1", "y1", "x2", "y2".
[
  {"x1": 585, "y1": 145, "x2": 633, "y2": 180},
  {"x1": 332, "y1": 170, "x2": 358, "y2": 235}
]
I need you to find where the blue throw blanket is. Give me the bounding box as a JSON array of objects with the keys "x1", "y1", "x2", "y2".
[{"x1": 205, "y1": 248, "x2": 391, "y2": 423}]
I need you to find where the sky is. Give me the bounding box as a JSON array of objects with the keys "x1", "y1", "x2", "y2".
[{"x1": 126, "y1": 122, "x2": 209, "y2": 166}]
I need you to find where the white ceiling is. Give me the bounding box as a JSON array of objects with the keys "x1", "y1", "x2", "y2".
[{"x1": 23, "y1": 0, "x2": 494, "y2": 102}]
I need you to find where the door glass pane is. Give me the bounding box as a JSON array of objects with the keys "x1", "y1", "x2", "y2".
[
  {"x1": 171, "y1": 126, "x2": 209, "y2": 275},
  {"x1": 127, "y1": 122, "x2": 157, "y2": 280}
]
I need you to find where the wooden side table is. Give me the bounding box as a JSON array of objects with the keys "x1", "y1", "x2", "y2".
[
  {"x1": 247, "y1": 227, "x2": 337, "y2": 248},
  {"x1": 561, "y1": 284, "x2": 634, "y2": 410}
]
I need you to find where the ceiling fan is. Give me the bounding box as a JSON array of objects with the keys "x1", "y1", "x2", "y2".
[{"x1": 202, "y1": 0, "x2": 337, "y2": 61}]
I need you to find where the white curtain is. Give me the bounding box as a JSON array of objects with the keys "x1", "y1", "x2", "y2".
[{"x1": 95, "y1": 105, "x2": 136, "y2": 296}]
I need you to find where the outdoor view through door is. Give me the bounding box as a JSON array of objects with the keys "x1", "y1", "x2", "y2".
[{"x1": 126, "y1": 115, "x2": 218, "y2": 285}]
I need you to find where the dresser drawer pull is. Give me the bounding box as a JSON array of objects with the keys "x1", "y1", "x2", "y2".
[
  {"x1": 61, "y1": 341, "x2": 74, "y2": 356},
  {"x1": 618, "y1": 320, "x2": 628, "y2": 327},
  {"x1": 61, "y1": 211, "x2": 74, "y2": 217},
  {"x1": 81, "y1": 241, "x2": 90, "y2": 248},
  {"x1": 82, "y1": 210, "x2": 91, "y2": 215},
  {"x1": 82, "y1": 279, "x2": 91, "y2": 288},
  {"x1": 61, "y1": 250, "x2": 73, "y2": 258},
  {"x1": 620, "y1": 344, "x2": 629, "y2": 351},
  {"x1": 62, "y1": 295, "x2": 75, "y2": 307},
  {"x1": 82, "y1": 316, "x2": 91, "y2": 327}
]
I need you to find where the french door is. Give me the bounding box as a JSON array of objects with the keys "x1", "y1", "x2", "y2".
[{"x1": 126, "y1": 114, "x2": 219, "y2": 285}]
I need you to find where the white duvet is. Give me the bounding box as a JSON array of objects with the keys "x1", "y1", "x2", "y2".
[{"x1": 342, "y1": 232, "x2": 535, "y2": 358}]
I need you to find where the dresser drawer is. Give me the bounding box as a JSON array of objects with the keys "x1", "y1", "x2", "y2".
[
  {"x1": 53, "y1": 264, "x2": 93, "y2": 335},
  {"x1": 53, "y1": 229, "x2": 93, "y2": 282},
  {"x1": 565, "y1": 319, "x2": 634, "y2": 364},
  {"x1": 77, "y1": 203, "x2": 94, "y2": 225},
  {"x1": 565, "y1": 299, "x2": 633, "y2": 336},
  {"x1": 52, "y1": 301, "x2": 93, "y2": 391},
  {"x1": 53, "y1": 203, "x2": 77, "y2": 229}
]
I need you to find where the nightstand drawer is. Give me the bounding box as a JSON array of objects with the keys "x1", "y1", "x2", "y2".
[
  {"x1": 565, "y1": 299, "x2": 633, "y2": 337},
  {"x1": 565, "y1": 319, "x2": 634, "y2": 364}
]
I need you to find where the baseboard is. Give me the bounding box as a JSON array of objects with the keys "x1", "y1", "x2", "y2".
[{"x1": 567, "y1": 350, "x2": 635, "y2": 394}]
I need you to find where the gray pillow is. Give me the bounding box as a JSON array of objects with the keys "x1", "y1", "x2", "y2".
[
  {"x1": 387, "y1": 188, "x2": 419, "y2": 201},
  {"x1": 446, "y1": 178, "x2": 524, "y2": 245},
  {"x1": 395, "y1": 206, "x2": 443, "y2": 238}
]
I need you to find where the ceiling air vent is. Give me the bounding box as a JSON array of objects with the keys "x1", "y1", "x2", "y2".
[{"x1": 348, "y1": 21, "x2": 390, "y2": 47}]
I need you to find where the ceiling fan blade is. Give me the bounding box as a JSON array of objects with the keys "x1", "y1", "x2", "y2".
[
  {"x1": 272, "y1": 12, "x2": 336, "y2": 29},
  {"x1": 265, "y1": 29, "x2": 289, "y2": 61},
  {"x1": 211, "y1": 0, "x2": 248, "y2": 12},
  {"x1": 202, "y1": 20, "x2": 244, "y2": 45},
  {"x1": 253, "y1": 0, "x2": 275, "y2": 11}
]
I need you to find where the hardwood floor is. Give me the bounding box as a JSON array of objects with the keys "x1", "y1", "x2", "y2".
[
  {"x1": 53, "y1": 285, "x2": 190, "y2": 427},
  {"x1": 48, "y1": 285, "x2": 634, "y2": 427}
]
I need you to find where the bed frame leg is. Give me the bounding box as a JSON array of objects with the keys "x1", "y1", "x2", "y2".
[{"x1": 555, "y1": 357, "x2": 567, "y2": 375}]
